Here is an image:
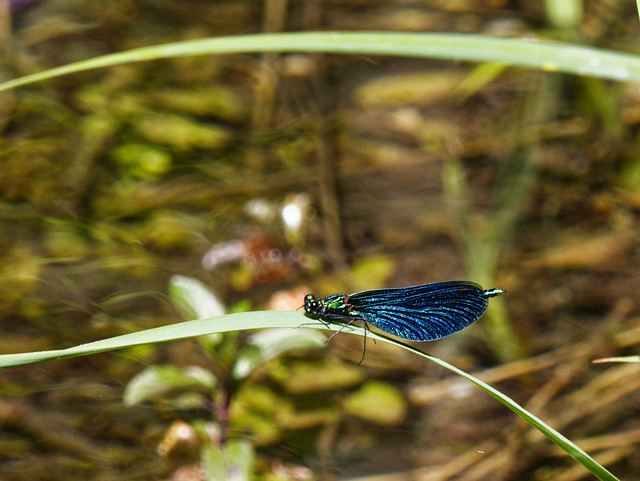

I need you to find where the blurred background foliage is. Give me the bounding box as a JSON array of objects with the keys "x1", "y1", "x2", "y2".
[{"x1": 2, "y1": 0, "x2": 640, "y2": 480}]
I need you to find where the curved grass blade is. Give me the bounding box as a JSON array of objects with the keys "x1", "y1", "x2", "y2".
[
  {"x1": 0, "y1": 310, "x2": 307, "y2": 369},
  {"x1": 394, "y1": 338, "x2": 620, "y2": 481},
  {"x1": 0, "y1": 32, "x2": 640, "y2": 93},
  {"x1": 0, "y1": 311, "x2": 620, "y2": 481}
]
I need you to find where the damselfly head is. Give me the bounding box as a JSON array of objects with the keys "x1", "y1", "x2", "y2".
[{"x1": 304, "y1": 294, "x2": 319, "y2": 314}]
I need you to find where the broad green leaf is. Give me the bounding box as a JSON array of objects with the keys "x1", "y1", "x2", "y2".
[
  {"x1": 201, "y1": 439, "x2": 255, "y2": 481},
  {"x1": 225, "y1": 439, "x2": 255, "y2": 481},
  {"x1": 232, "y1": 328, "x2": 326, "y2": 380},
  {"x1": 169, "y1": 275, "x2": 226, "y2": 319},
  {"x1": 123, "y1": 365, "x2": 216, "y2": 405},
  {"x1": 544, "y1": 0, "x2": 583, "y2": 29},
  {"x1": 343, "y1": 381, "x2": 408, "y2": 426},
  {"x1": 201, "y1": 443, "x2": 226, "y2": 481}
]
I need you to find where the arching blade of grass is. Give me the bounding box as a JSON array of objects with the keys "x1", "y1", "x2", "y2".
[
  {"x1": 0, "y1": 311, "x2": 307, "y2": 369},
  {"x1": 0, "y1": 312, "x2": 620, "y2": 481},
  {"x1": 394, "y1": 340, "x2": 620, "y2": 481},
  {"x1": 0, "y1": 31, "x2": 639, "y2": 93}
]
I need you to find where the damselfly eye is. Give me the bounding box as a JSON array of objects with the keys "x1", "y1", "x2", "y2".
[{"x1": 304, "y1": 294, "x2": 318, "y2": 313}]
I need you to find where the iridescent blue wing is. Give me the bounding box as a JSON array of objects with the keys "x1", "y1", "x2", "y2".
[
  {"x1": 347, "y1": 281, "x2": 490, "y2": 341},
  {"x1": 347, "y1": 281, "x2": 483, "y2": 308}
]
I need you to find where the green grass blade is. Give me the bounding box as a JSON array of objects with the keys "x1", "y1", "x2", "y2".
[
  {"x1": 0, "y1": 310, "x2": 307, "y2": 369},
  {"x1": 396, "y1": 342, "x2": 620, "y2": 481},
  {"x1": 0, "y1": 312, "x2": 620, "y2": 480},
  {"x1": 1, "y1": 31, "x2": 639, "y2": 93}
]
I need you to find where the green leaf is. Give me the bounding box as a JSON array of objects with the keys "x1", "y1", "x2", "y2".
[
  {"x1": 225, "y1": 439, "x2": 255, "y2": 481},
  {"x1": 343, "y1": 381, "x2": 407, "y2": 426},
  {"x1": 201, "y1": 443, "x2": 226, "y2": 481},
  {"x1": 123, "y1": 364, "x2": 217, "y2": 405},
  {"x1": 201, "y1": 439, "x2": 255, "y2": 481},
  {"x1": 169, "y1": 275, "x2": 226, "y2": 319},
  {"x1": 269, "y1": 357, "x2": 365, "y2": 394},
  {"x1": 232, "y1": 328, "x2": 326, "y2": 380},
  {"x1": 544, "y1": 0, "x2": 583, "y2": 29},
  {"x1": 348, "y1": 255, "x2": 394, "y2": 292}
]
